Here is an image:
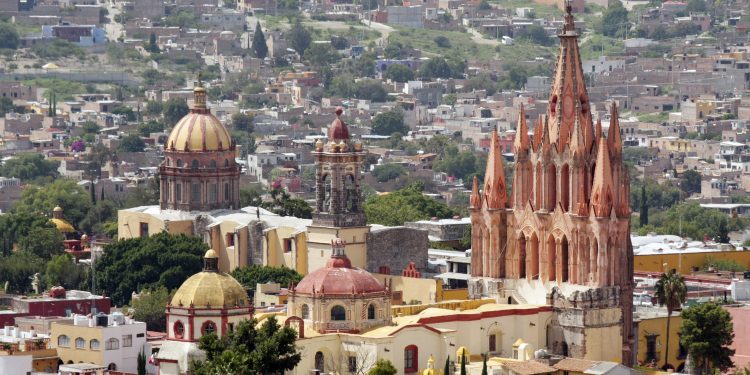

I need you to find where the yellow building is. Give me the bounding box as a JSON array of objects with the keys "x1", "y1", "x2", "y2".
[
  {"x1": 635, "y1": 314, "x2": 685, "y2": 370},
  {"x1": 51, "y1": 313, "x2": 149, "y2": 373}
]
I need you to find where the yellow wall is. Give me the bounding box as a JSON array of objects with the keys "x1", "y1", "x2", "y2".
[
  {"x1": 635, "y1": 251, "x2": 750, "y2": 275},
  {"x1": 390, "y1": 298, "x2": 495, "y2": 317},
  {"x1": 117, "y1": 211, "x2": 193, "y2": 240},
  {"x1": 306, "y1": 225, "x2": 369, "y2": 272},
  {"x1": 637, "y1": 315, "x2": 684, "y2": 368},
  {"x1": 372, "y1": 274, "x2": 440, "y2": 305},
  {"x1": 51, "y1": 324, "x2": 103, "y2": 365}
]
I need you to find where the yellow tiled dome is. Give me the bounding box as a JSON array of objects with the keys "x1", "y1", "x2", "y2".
[
  {"x1": 165, "y1": 111, "x2": 232, "y2": 152},
  {"x1": 170, "y1": 271, "x2": 249, "y2": 309},
  {"x1": 50, "y1": 218, "x2": 75, "y2": 233}
]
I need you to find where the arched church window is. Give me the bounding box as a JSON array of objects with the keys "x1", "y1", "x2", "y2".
[
  {"x1": 315, "y1": 352, "x2": 325, "y2": 372},
  {"x1": 192, "y1": 160, "x2": 199, "y2": 169},
  {"x1": 367, "y1": 304, "x2": 376, "y2": 319},
  {"x1": 330, "y1": 305, "x2": 346, "y2": 321},
  {"x1": 323, "y1": 174, "x2": 332, "y2": 212},
  {"x1": 224, "y1": 159, "x2": 229, "y2": 167},
  {"x1": 344, "y1": 174, "x2": 356, "y2": 213},
  {"x1": 224, "y1": 182, "x2": 230, "y2": 201},
  {"x1": 301, "y1": 304, "x2": 310, "y2": 319},
  {"x1": 210, "y1": 160, "x2": 217, "y2": 169},
  {"x1": 176, "y1": 159, "x2": 183, "y2": 168},
  {"x1": 202, "y1": 321, "x2": 217, "y2": 336},
  {"x1": 173, "y1": 321, "x2": 185, "y2": 339}
]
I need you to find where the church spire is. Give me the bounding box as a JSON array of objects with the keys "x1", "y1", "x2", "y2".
[
  {"x1": 607, "y1": 102, "x2": 623, "y2": 157},
  {"x1": 532, "y1": 115, "x2": 543, "y2": 151},
  {"x1": 514, "y1": 105, "x2": 530, "y2": 155},
  {"x1": 570, "y1": 112, "x2": 586, "y2": 157},
  {"x1": 469, "y1": 175, "x2": 482, "y2": 209},
  {"x1": 590, "y1": 132, "x2": 614, "y2": 217},
  {"x1": 484, "y1": 131, "x2": 507, "y2": 209}
]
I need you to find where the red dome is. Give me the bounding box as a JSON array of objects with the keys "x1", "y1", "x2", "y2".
[
  {"x1": 328, "y1": 107, "x2": 349, "y2": 140},
  {"x1": 294, "y1": 257, "x2": 385, "y2": 295}
]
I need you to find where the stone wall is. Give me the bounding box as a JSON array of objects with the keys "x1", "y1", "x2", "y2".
[{"x1": 366, "y1": 226, "x2": 428, "y2": 275}]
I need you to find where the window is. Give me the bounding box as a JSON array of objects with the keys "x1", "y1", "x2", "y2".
[
  {"x1": 192, "y1": 183, "x2": 201, "y2": 202},
  {"x1": 228, "y1": 323, "x2": 234, "y2": 333},
  {"x1": 646, "y1": 334, "x2": 658, "y2": 362},
  {"x1": 174, "y1": 321, "x2": 185, "y2": 339},
  {"x1": 136, "y1": 333, "x2": 145, "y2": 338},
  {"x1": 176, "y1": 159, "x2": 183, "y2": 168},
  {"x1": 58, "y1": 335, "x2": 70, "y2": 347},
  {"x1": 224, "y1": 159, "x2": 229, "y2": 167},
  {"x1": 75, "y1": 337, "x2": 85, "y2": 349},
  {"x1": 348, "y1": 356, "x2": 357, "y2": 373},
  {"x1": 192, "y1": 160, "x2": 199, "y2": 169},
  {"x1": 209, "y1": 183, "x2": 218, "y2": 203},
  {"x1": 315, "y1": 352, "x2": 325, "y2": 372},
  {"x1": 202, "y1": 321, "x2": 217, "y2": 336},
  {"x1": 226, "y1": 233, "x2": 235, "y2": 246},
  {"x1": 106, "y1": 338, "x2": 119, "y2": 350},
  {"x1": 489, "y1": 334, "x2": 496, "y2": 352},
  {"x1": 224, "y1": 182, "x2": 230, "y2": 201},
  {"x1": 139, "y1": 222, "x2": 149, "y2": 238},
  {"x1": 378, "y1": 266, "x2": 391, "y2": 274},
  {"x1": 404, "y1": 345, "x2": 418, "y2": 373},
  {"x1": 90, "y1": 339, "x2": 100, "y2": 350},
  {"x1": 331, "y1": 306, "x2": 346, "y2": 321},
  {"x1": 367, "y1": 304, "x2": 376, "y2": 319},
  {"x1": 301, "y1": 304, "x2": 310, "y2": 319},
  {"x1": 210, "y1": 160, "x2": 217, "y2": 168},
  {"x1": 283, "y1": 238, "x2": 293, "y2": 253},
  {"x1": 123, "y1": 334, "x2": 132, "y2": 347}
]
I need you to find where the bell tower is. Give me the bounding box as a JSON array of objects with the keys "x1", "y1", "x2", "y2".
[{"x1": 306, "y1": 108, "x2": 370, "y2": 273}]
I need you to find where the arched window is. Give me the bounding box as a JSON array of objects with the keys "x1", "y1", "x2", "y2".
[
  {"x1": 174, "y1": 321, "x2": 185, "y2": 339},
  {"x1": 404, "y1": 345, "x2": 419, "y2": 373},
  {"x1": 224, "y1": 159, "x2": 229, "y2": 167},
  {"x1": 57, "y1": 335, "x2": 69, "y2": 347},
  {"x1": 201, "y1": 321, "x2": 217, "y2": 336},
  {"x1": 301, "y1": 304, "x2": 310, "y2": 319},
  {"x1": 105, "y1": 338, "x2": 119, "y2": 350},
  {"x1": 210, "y1": 160, "x2": 217, "y2": 168},
  {"x1": 90, "y1": 339, "x2": 100, "y2": 350},
  {"x1": 330, "y1": 305, "x2": 346, "y2": 321},
  {"x1": 192, "y1": 159, "x2": 199, "y2": 169},
  {"x1": 75, "y1": 337, "x2": 85, "y2": 349},
  {"x1": 224, "y1": 182, "x2": 229, "y2": 201},
  {"x1": 176, "y1": 159, "x2": 183, "y2": 168},
  {"x1": 367, "y1": 304, "x2": 376, "y2": 319},
  {"x1": 315, "y1": 351, "x2": 325, "y2": 372},
  {"x1": 108, "y1": 363, "x2": 117, "y2": 371}
]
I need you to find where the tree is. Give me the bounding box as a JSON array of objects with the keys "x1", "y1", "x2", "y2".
[
  {"x1": 478, "y1": 0, "x2": 492, "y2": 9},
  {"x1": 231, "y1": 112, "x2": 254, "y2": 132},
  {"x1": 146, "y1": 32, "x2": 160, "y2": 53},
  {"x1": 718, "y1": 217, "x2": 729, "y2": 243},
  {"x1": 137, "y1": 350, "x2": 147, "y2": 375},
  {"x1": 304, "y1": 43, "x2": 340, "y2": 66},
  {"x1": 191, "y1": 316, "x2": 301, "y2": 375},
  {"x1": 112, "y1": 105, "x2": 137, "y2": 122},
  {"x1": 368, "y1": 359, "x2": 397, "y2": 375},
  {"x1": 81, "y1": 120, "x2": 100, "y2": 134},
  {"x1": 13, "y1": 179, "x2": 93, "y2": 229},
  {"x1": 230, "y1": 265, "x2": 302, "y2": 290},
  {"x1": 460, "y1": 353, "x2": 467, "y2": 375},
  {"x1": 680, "y1": 302, "x2": 735, "y2": 374},
  {"x1": 481, "y1": 354, "x2": 488, "y2": 375},
  {"x1": 639, "y1": 184, "x2": 649, "y2": 227},
  {"x1": 0, "y1": 251, "x2": 45, "y2": 294},
  {"x1": 516, "y1": 25, "x2": 553, "y2": 46},
  {"x1": 418, "y1": 56, "x2": 464, "y2": 79},
  {"x1": 371, "y1": 109, "x2": 409, "y2": 136},
  {"x1": 0, "y1": 97, "x2": 15, "y2": 116},
  {"x1": 0, "y1": 212, "x2": 54, "y2": 256},
  {"x1": 119, "y1": 134, "x2": 146, "y2": 152},
  {"x1": 372, "y1": 164, "x2": 407, "y2": 182},
  {"x1": 680, "y1": 170, "x2": 702, "y2": 196},
  {"x1": 252, "y1": 22, "x2": 268, "y2": 59},
  {"x1": 163, "y1": 98, "x2": 190, "y2": 126},
  {"x1": 655, "y1": 269, "x2": 687, "y2": 370},
  {"x1": 138, "y1": 120, "x2": 165, "y2": 136},
  {"x1": 45, "y1": 253, "x2": 88, "y2": 290},
  {"x1": 364, "y1": 183, "x2": 454, "y2": 226},
  {"x1": 0, "y1": 23, "x2": 19, "y2": 50},
  {"x1": 598, "y1": 1, "x2": 629, "y2": 37},
  {"x1": 0, "y1": 153, "x2": 60, "y2": 182},
  {"x1": 240, "y1": 186, "x2": 264, "y2": 207},
  {"x1": 19, "y1": 227, "x2": 65, "y2": 261},
  {"x1": 131, "y1": 286, "x2": 171, "y2": 332},
  {"x1": 686, "y1": 0, "x2": 706, "y2": 12},
  {"x1": 289, "y1": 20, "x2": 311, "y2": 55},
  {"x1": 145, "y1": 100, "x2": 163, "y2": 116},
  {"x1": 384, "y1": 64, "x2": 415, "y2": 83},
  {"x1": 95, "y1": 232, "x2": 207, "y2": 306},
  {"x1": 434, "y1": 35, "x2": 451, "y2": 48},
  {"x1": 355, "y1": 79, "x2": 388, "y2": 102},
  {"x1": 261, "y1": 188, "x2": 312, "y2": 219},
  {"x1": 443, "y1": 357, "x2": 450, "y2": 375}
]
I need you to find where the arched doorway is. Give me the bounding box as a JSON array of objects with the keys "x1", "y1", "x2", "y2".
[{"x1": 315, "y1": 351, "x2": 325, "y2": 371}]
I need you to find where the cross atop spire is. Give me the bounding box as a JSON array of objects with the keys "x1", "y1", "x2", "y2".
[{"x1": 562, "y1": 0, "x2": 577, "y2": 35}]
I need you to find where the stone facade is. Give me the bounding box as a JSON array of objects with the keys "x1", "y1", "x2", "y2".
[
  {"x1": 468, "y1": 8, "x2": 634, "y2": 366},
  {"x1": 366, "y1": 226, "x2": 428, "y2": 275}
]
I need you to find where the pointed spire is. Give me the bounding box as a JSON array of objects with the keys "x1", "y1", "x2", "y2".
[
  {"x1": 570, "y1": 113, "x2": 585, "y2": 157},
  {"x1": 607, "y1": 102, "x2": 623, "y2": 157},
  {"x1": 590, "y1": 132, "x2": 614, "y2": 217},
  {"x1": 617, "y1": 166, "x2": 631, "y2": 217},
  {"x1": 533, "y1": 115, "x2": 543, "y2": 151},
  {"x1": 595, "y1": 118, "x2": 603, "y2": 142},
  {"x1": 469, "y1": 175, "x2": 482, "y2": 209},
  {"x1": 484, "y1": 131, "x2": 507, "y2": 209},
  {"x1": 515, "y1": 105, "x2": 531, "y2": 155}
]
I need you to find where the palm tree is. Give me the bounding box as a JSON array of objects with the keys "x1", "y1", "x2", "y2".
[{"x1": 655, "y1": 268, "x2": 687, "y2": 370}]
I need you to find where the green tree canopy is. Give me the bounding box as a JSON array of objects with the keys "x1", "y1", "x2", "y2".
[
  {"x1": 289, "y1": 21, "x2": 312, "y2": 55},
  {"x1": 364, "y1": 183, "x2": 455, "y2": 226},
  {"x1": 138, "y1": 120, "x2": 165, "y2": 137},
  {"x1": 355, "y1": 79, "x2": 389, "y2": 102},
  {"x1": 19, "y1": 227, "x2": 65, "y2": 261},
  {"x1": 112, "y1": 105, "x2": 137, "y2": 122},
  {"x1": 0, "y1": 211, "x2": 54, "y2": 256},
  {"x1": 598, "y1": 1, "x2": 629, "y2": 37},
  {"x1": 0, "y1": 251, "x2": 45, "y2": 294},
  {"x1": 371, "y1": 109, "x2": 409, "y2": 136},
  {"x1": 304, "y1": 42, "x2": 340, "y2": 66},
  {"x1": 384, "y1": 63, "x2": 415, "y2": 83},
  {"x1": 119, "y1": 134, "x2": 147, "y2": 152},
  {"x1": 252, "y1": 22, "x2": 268, "y2": 59},
  {"x1": 0, "y1": 153, "x2": 60, "y2": 182},
  {"x1": 261, "y1": 188, "x2": 312, "y2": 219},
  {"x1": 191, "y1": 316, "x2": 301, "y2": 375},
  {"x1": 516, "y1": 25, "x2": 553, "y2": 46},
  {"x1": 372, "y1": 163, "x2": 407, "y2": 182},
  {"x1": 0, "y1": 22, "x2": 19, "y2": 49},
  {"x1": 131, "y1": 286, "x2": 171, "y2": 332},
  {"x1": 368, "y1": 359, "x2": 398, "y2": 375},
  {"x1": 680, "y1": 302, "x2": 735, "y2": 373},
  {"x1": 163, "y1": 98, "x2": 190, "y2": 126},
  {"x1": 230, "y1": 265, "x2": 302, "y2": 290},
  {"x1": 686, "y1": 0, "x2": 706, "y2": 12},
  {"x1": 96, "y1": 232, "x2": 208, "y2": 305},
  {"x1": 655, "y1": 269, "x2": 687, "y2": 369},
  {"x1": 418, "y1": 56, "x2": 465, "y2": 79},
  {"x1": 45, "y1": 253, "x2": 89, "y2": 290},
  {"x1": 13, "y1": 179, "x2": 93, "y2": 229},
  {"x1": 680, "y1": 169, "x2": 702, "y2": 196},
  {"x1": 231, "y1": 112, "x2": 254, "y2": 132}
]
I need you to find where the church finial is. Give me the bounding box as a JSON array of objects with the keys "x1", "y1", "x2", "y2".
[
  {"x1": 514, "y1": 105, "x2": 530, "y2": 154},
  {"x1": 590, "y1": 137, "x2": 614, "y2": 217},
  {"x1": 470, "y1": 175, "x2": 482, "y2": 209},
  {"x1": 193, "y1": 73, "x2": 207, "y2": 110},
  {"x1": 484, "y1": 131, "x2": 507, "y2": 209},
  {"x1": 607, "y1": 102, "x2": 623, "y2": 156},
  {"x1": 563, "y1": 0, "x2": 576, "y2": 34}
]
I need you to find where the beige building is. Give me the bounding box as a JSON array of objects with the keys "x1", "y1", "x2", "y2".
[{"x1": 51, "y1": 313, "x2": 149, "y2": 373}]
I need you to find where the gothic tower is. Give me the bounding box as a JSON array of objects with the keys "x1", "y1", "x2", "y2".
[
  {"x1": 306, "y1": 108, "x2": 370, "y2": 272},
  {"x1": 159, "y1": 79, "x2": 241, "y2": 211},
  {"x1": 469, "y1": 6, "x2": 634, "y2": 366}
]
